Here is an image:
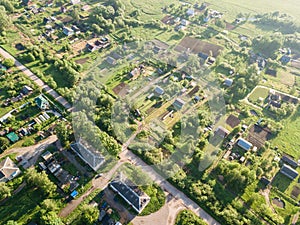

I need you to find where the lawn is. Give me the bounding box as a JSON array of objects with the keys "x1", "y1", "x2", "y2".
[
  {"x1": 271, "y1": 108, "x2": 300, "y2": 158},
  {"x1": 248, "y1": 86, "x2": 269, "y2": 104},
  {"x1": 0, "y1": 186, "x2": 45, "y2": 224}
]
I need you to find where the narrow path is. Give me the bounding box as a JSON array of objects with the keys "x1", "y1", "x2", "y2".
[{"x1": 0, "y1": 47, "x2": 72, "y2": 111}]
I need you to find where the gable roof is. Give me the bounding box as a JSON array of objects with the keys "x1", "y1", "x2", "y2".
[
  {"x1": 173, "y1": 98, "x2": 185, "y2": 109},
  {"x1": 70, "y1": 142, "x2": 105, "y2": 171},
  {"x1": 280, "y1": 164, "x2": 299, "y2": 180},
  {"x1": 215, "y1": 126, "x2": 230, "y2": 138},
  {"x1": 110, "y1": 178, "x2": 150, "y2": 213},
  {"x1": 35, "y1": 95, "x2": 49, "y2": 110},
  {"x1": 6, "y1": 132, "x2": 19, "y2": 143},
  {"x1": 154, "y1": 86, "x2": 164, "y2": 95},
  {"x1": 237, "y1": 138, "x2": 253, "y2": 151},
  {"x1": 0, "y1": 157, "x2": 20, "y2": 182},
  {"x1": 282, "y1": 155, "x2": 298, "y2": 168},
  {"x1": 224, "y1": 78, "x2": 233, "y2": 87}
]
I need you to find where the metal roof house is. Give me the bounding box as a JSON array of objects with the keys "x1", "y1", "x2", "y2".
[
  {"x1": 282, "y1": 155, "x2": 298, "y2": 168},
  {"x1": 63, "y1": 26, "x2": 74, "y2": 36},
  {"x1": 110, "y1": 178, "x2": 150, "y2": 213},
  {"x1": 70, "y1": 142, "x2": 105, "y2": 171},
  {"x1": 35, "y1": 95, "x2": 50, "y2": 110},
  {"x1": 280, "y1": 164, "x2": 299, "y2": 180},
  {"x1": 215, "y1": 126, "x2": 230, "y2": 138},
  {"x1": 0, "y1": 157, "x2": 21, "y2": 182},
  {"x1": 237, "y1": 138, "x2": 253, "y2": 151},
  {"x1": 154, "y1": 86, "x2": 164, "y2": 96},
  {"x1": 224, "y1": 78, "x2": 233, "y2": 87},
  {"x1": 173, "y1": 98, "x2": 186, "y2": 109}
]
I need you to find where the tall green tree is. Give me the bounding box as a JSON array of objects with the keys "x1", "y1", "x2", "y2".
[
  {"x1": 0, "y1": 182, "x2": 11, "y2": 200},
  {"x1": 0, "y1": 6, "x2": 11, "y2": 32}
]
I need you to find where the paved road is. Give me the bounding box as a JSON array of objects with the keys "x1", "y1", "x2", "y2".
[{"x1": 0, "y1": 47, "x2": 72, "y2": 111}]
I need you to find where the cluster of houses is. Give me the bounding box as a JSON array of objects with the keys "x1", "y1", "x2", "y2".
[
  {"x1": 279, "y1": 155, "x2": 299, "y2": 180},
  {"x1": 2, "y1": 85, "x2": 33, "y2": 107},
  {"x1": 86, "y1": 37, "x2": 110, "y2": 52},
  {"x1": 203, "y1": 9, "x2": 223, "y2": 23},
  {"x1": 0, "y1": 95, "x2": 51, "y2": 146},
  {"x1": 218, "y1": 120, "x2": 299, "y2": 183},
  {"x1": 39, "y1": 151, "x2": 79, "y2": 192}
]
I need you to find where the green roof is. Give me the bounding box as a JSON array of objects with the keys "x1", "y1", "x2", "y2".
[
  {"x1": 6, "y1": 132, "x2": 19, "y2": 143},
  {"x1": 35, "y1": 95, "x2": 49, "y2": 110}
]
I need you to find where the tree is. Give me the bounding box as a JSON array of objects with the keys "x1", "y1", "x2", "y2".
[
  {"x1": 71, "y1": 7, "x2": 80, "y2": 22},
  {"x1": 40, "y1": 211, "x2": 64, "y2": 225},
  {"x1": 80, "y1": 204, "x2": 99, "y2": 225},
  {"x1": 0, "y1": 137, "x2": 10, "y2": 150},
  {"x1": 55, "y1": 122, "x2": 72, "y2": 147},
  {"x1": 0, "y1": 6, "x2": 11, "y2": 32},
  {"x1": 0, "y1": 0, "x2": 14, "y2": 12},
  {"x1": 5, "y1": 221, "x2": 19, "y2": 225},
  {"x1": 0, "y1": 182, "x2": 11, "y2": 200},
  {"x1": 25, "y1": 168, "x2": 56, "y2": 196},
  {"x1": 41, "y1": 199, "x2": 59, "y2": 212}
]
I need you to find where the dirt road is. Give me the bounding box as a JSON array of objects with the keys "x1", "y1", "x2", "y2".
[{"x1": 0, "y1": 47, "x2": 72, "y2": 110}]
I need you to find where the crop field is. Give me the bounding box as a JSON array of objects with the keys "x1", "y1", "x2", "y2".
[{"x1": 175, "y1": 36, "x2": 223, "y2": 58}]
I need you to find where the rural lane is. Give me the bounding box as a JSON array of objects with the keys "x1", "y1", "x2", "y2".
[
  {"x1": 0, "y1": 47, "x2": 72, "y2": 110},
  {"x1": 119, "y1": 149, "x2": 220, "y2": 225}
]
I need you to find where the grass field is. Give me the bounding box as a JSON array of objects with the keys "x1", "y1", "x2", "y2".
[
  {"x1": 248, "y1": 86, "x2": 269, "y2": 103},
  {"x1": 0, "y1": 187, "x2": 44, "y2": 224},
  {"x1": 202, "y1": 0, "x2": 300, "y2": 21},
  {"x1": 271, "y1": 108, "x2": 300, "y2": 158}
]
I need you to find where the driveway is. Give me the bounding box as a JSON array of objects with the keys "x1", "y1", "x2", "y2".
[
  {"x1": 0, "y1": 135, "x2": 58, "y2": 168},
  {"x1": 0, "y1": 47, "x2": 72, "y2": 111}
]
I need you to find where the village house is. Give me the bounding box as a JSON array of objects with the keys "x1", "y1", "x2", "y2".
[
  {"x1": 280, "y1": 164, "x2": 299, "y2": 180},
  {"x1": 224, "y1": 78, "x2": 233, "y2": 87},
  {"x1": 35, "y1": 95, "x2": 50, "y2": 110},
  {"x1": 70, "y1": 142, "x2": 105, "y2": 171},
  {"x1": 237, "y1": 138, "x2": 253, "y2": 151},
  {"x1": 110, "y1": 177, "x2": 151, "y2": 214},
  {"x1": 63, "y1": 27, "x2": 74, "y2": 36},
  {"x1": 0, "y1": 157, "x2": 21, "y2": 183},
  {"x1": 173, "y1": 98, "x2": 186, "y2": 109},
  {"x1": 186, "y1": 8, "x2": 195, "y2": 17},
  {"x1": 70, "y1": 0, "x2": 80, "y2": 5},
  {"x1": 106, "y1": 56, "x2": 117, "y2": 65},
  {"x1": 215, "y1": 126, "x2": 230, "y2": 138},
  {"x1": 154, "y1": 86, "x2": 164, "y2": 96}
]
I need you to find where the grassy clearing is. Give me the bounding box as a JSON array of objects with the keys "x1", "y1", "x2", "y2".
[
  {"x1": 202, "y1": 0, "x2": 300, "y2": 21},
  {"x1": 271, "y1": 108, "x2": 300, "y2": 158},
  {"x1": 0, "y1": 186, "x2": 45, "y2": 225},
  {"x1": 248, "y1": 86, "x2": 269, "y2": 103}
]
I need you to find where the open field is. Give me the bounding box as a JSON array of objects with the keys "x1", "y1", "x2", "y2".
[
  {"x1": 202, "y1": 0, "x2": 300, "y2": 21},
  {"x1": 248, "y1": 86, "x2": 269, "y2": 103},
  {"x1": 271, "y1": 108, "x2": 300, "y2": 158},
  {"x1": 0, "y1": 187, "x2": 45, "y2": 225},
  {"x1": 247, "y1": 124, "x2": 273, "y2": 149}
]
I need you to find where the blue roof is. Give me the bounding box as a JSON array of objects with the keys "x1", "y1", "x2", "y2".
[
  {"x1": 70, "y1": 190, "x2": 78, "y2": 198},
  {"x1": 237, "y1": 138, "x2": 253, "y2": 151}
]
